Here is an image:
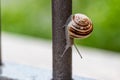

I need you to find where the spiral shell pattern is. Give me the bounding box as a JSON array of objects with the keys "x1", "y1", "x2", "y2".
[{"x1": 68, "y1": 14, "x2": 93, "y2": 38}]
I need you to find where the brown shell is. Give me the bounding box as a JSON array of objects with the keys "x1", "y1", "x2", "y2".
[{"x1": 69, "y1": 14, "x2": 93, "y2": 38}]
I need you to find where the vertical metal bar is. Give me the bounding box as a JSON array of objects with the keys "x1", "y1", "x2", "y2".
[
  {"x1": 0, "y1": 6, "x2": 2, "y2": 65},
  {"x1": 52, "y1": 0, "x2": 72, "y2": 80},
  {"x1": 0, "y1": 35, "x2": 1, "y2": 65},
  {"x1": 0, "y1": 43, "x2": 1, "y2": 65}
]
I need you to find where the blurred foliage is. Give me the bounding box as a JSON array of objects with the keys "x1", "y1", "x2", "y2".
[
  {"x1": 2, "y1": 0, "x2": 52, "y2": 39},
  {"x1": 1, "y1": 0, "x2": 120, "y2": 52}
]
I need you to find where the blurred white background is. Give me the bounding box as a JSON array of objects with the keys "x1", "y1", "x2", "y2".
[{"x1": 2, "y1": 32, "x2": 120, "y2": 80}]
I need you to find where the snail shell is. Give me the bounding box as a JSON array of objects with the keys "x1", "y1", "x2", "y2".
[
  {"x1": 68, "y1": 13, "x2": 93, "y2": 39},
  {"x1": 61, "y1": 13, "x2": 93, "y2": 58}
]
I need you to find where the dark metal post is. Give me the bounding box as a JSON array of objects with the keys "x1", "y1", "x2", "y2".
[
  {"x1": 0, "y1": 43, "x2": 1, "y2": 65},
  {"x1": 0, "y1": 7, "x2": 2, "y2": 65},
  {"x1": 52, "y1": 0, "x2": 72, "y2": 80},
  {"x1": 0, "y1": 44, "x2": 1, "y2": 65},
  {"x1": 0, "y1": 32, "x2": 1, "y2": 65}
]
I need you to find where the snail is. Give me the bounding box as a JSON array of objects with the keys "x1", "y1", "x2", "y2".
[{"x1": 61, "y1": 13, "x2": 93, "y2": 58}]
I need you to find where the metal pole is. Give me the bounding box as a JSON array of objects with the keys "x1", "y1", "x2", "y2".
[
  {"x1": 52, "y1": 0, "x2": 72, "y2": 80},
  {"x1": 0, "y1": 42, "x2": 1, "y2": 65},
  {"x1": 0, "y1": 34, "x2": 1, "y2": 65},
  {"x1": 0, "y1": 7, "x2": 2, "y2": 65}
]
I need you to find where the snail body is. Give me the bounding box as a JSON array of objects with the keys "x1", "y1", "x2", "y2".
[{"x1": 61, "y1": 13, "x2": 93, "y2": 58}]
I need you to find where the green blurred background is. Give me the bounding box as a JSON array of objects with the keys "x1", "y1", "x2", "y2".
[{"x1": 1, "y1": 0, "x2": 120, "y2": 53}]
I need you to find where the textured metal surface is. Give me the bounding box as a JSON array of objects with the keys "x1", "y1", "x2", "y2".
[
  {"x1": 0, "y1": 13, "x2": 1, "y2": 65},
  {"x1": 0, "y1": 76, "x2": 15, "y2": 80},
  {"x1": 0, "y1": 62, "x2": 94, "y2": 80},
  {"x1": 52, "y1": 0, "x2": 72, "y2": 80}
]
